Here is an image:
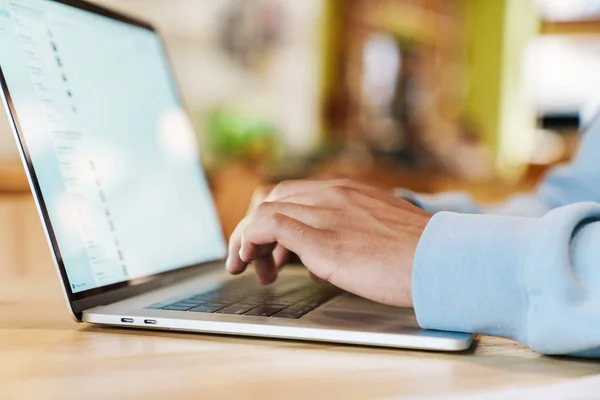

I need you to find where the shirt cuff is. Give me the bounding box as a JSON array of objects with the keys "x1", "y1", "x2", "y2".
[{"x1": 412, "y1": 212, "x2": 536, "y2": 341}]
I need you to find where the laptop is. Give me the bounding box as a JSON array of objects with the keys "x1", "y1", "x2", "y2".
[{"x1": 0, "y1": 0, "x2": 473, "y2": 351}]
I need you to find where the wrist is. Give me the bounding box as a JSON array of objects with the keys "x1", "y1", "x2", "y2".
[{"x1": 406, "y1": 212, "x2": 433, "y2": 307}]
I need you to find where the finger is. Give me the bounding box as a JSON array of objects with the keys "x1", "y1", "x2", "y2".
[
  {"x1": 229, "y1": 185, "x2": 277, "y2": 274},
  {"x1": 228, "y1": 201, "x2": 327, "y2": 274},
  {"x1": 235, "y1": 198, "x2": 336, "y2": 283},
  {"x1": 243, "y1": 242, "x2": 289, "y2": 283},
  {"x1": 252, "y1": 244, "x2": 289, "y2": 285},
  {"x1": 272, "y1": 244, "x2": 290, "y2": 268},
  {"x1": 238, "y1": 241, "x2": 277, "y2": 262},
  {"x1": 229, "y1": 182, "x2": 330, "y2": 274},
  {"x1": 226, "y1": 216, "x2": 251, "y2": 274},
  {"x1": 253, "y1": 201, "x2": 332, "y2": 228},
  {"x1": 240, "y1": 213, "x2": 328, "y2": 275},
  {"x1": 253, "y1": 253, "x2": 278, "y2": 285},
  {"x1": 229, "y1": 184, "x2": 349, "y2": 276}
]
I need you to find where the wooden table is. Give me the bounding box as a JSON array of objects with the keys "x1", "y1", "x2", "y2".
[{"x1": 1, "y1": 277, "x2": 600, "y2": 400}]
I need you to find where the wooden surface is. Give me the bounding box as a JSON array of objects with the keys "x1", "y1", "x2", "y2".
[{"x1": 2, "y1": 278, "x2": 600, "y2": 400}]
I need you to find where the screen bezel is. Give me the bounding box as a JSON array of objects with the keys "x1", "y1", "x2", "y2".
[{"x1": 0, "y1": 0, "x2": 226, "y2": 317}]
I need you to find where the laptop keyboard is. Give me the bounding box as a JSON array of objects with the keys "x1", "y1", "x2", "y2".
[{"x1": 147, "y1": 275, "x2": 342, "y2": 319}]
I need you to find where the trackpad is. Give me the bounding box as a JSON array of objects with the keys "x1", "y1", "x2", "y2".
[{"x1": 305, "y1": 293, "x2": 422, "y2": 334}]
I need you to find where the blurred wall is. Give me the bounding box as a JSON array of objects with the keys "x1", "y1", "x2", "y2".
[
  {"x1": 497, "y1": 0, "x2": 539, "y2": 177},
  {"x1": 463, "y1": 0, "x2": 539, "y2": 180}
]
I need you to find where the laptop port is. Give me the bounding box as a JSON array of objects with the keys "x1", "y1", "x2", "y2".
[
  {"x1": 144, "y1": 319, "x2": 157, "y2": 325},
  {"x1": 121, "y1": 318, "x2": 134, "y2": 323}
]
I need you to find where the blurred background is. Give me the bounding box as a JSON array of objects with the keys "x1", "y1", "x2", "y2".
[{"x1": 3, "y1": 0, "x2": 600, "y2": 276}]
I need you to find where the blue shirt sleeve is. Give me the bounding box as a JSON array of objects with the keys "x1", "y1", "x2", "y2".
[
  {"x1": 406, "y1": 116, "x2": 600, "y2": 356},
  {"x1": 413, "y1": 204, "x2": 600, "y2": 356}
]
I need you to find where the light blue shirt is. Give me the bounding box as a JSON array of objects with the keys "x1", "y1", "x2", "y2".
[{"x1": 404, "y1": 116, "x2": 600, "y2": 357}]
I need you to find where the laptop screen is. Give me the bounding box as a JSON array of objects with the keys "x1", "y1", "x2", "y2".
[{"x1": 0, "y1": 0, "x2": 226, "y2": 294}]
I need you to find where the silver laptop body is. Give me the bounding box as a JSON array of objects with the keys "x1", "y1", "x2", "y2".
[{"x1": 0, "y1": 0, "x2": 473, "y2": 351}]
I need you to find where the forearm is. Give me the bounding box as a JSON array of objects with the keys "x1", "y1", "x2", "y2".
[{"x1": 413, "y1": 203, "x2": 600, "y2": 356}]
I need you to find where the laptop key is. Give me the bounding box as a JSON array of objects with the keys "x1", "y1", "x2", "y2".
[
  {"x1": 189, "y1": 305, "x2": 224, "y2": 313},
  {"x1": 272, "y1": 309, "x2": 306, "y2": 319},
  {"x1": 245, "y1": 306, "x2": 285, "y2": 317},
  {"x1": 189, "y1": 295, "x2": 214, "y2": 301},
  {"x1": 272, "y1": 299, "x2": 334, "y2": 319},
  {"x1": 162, "y1": 304, "x2": 194, "y2": 311},
  {"x1": 217, "y1": 305, "x2": 257, "y2": 315},
  {"x1": 173, "y1": 301, "x2": 203, "y2": 307},
  {"x1": 203, "y1": 300, "x2": 234, "y2": 306},
  {"x1": 263, "y1": 303, "x2": 287, "y2": 308},
  {"x1": 203, "y1": 304, "x2": 234, "y2": 310}
]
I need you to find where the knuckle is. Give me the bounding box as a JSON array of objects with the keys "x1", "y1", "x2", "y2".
[
  {"x1": 256, "y1": 201, "x2": 275, "y2": 216},
  {"x1": 230, "y1": 217, "x2": 247, "y2": 240},
  {"x1": 269, "y1": 212, "x2": 288, "y2": 229},
  {"x1": 329, "y1": 185, "x2": 354, "y2": 201},
  {"x1": 270, "y1": 180, "x2": 295, "y2": 200},
  {"x1": 270, "y1": 183, "x2": 285, "y2": 199},
  {"x1": 334, "y1": 178, "x2": 355, "y2": 188},
  {"x1": 249, "y1": 187, "x2": 270, "y2": 208}
]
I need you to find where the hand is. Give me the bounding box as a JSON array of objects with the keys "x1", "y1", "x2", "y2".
[
  {"x1": 240, "y1": 180, "x2": 397, "y2": 280},
  {"x1": 235, "y1": 181, "x2": 377, "y2": 282},
  {"x1": 226, "y1": 179, "x2": 432, "y2": 308}
]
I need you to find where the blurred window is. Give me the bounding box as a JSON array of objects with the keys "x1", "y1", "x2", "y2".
[{"x1": 534, "y1": 0, "x2": 600, "y2": 22}]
